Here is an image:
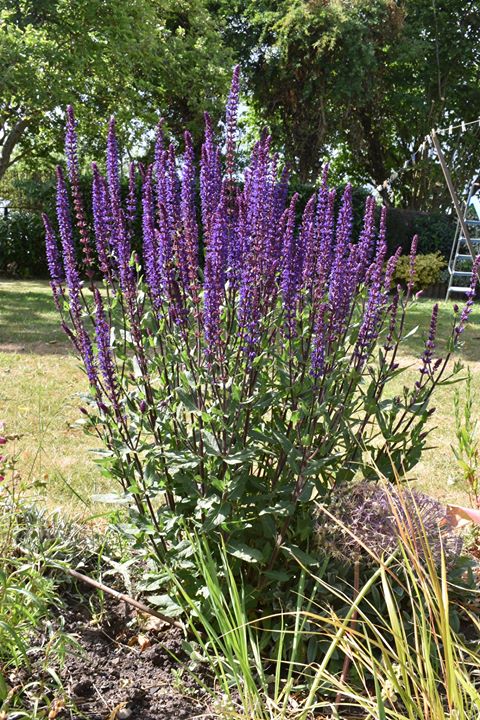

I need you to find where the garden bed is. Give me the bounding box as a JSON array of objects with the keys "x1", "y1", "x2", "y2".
[{"x1": 6, "y1": 593, "x2": 214, "y2": 720}]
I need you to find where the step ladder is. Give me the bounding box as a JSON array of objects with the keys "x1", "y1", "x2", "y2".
[{"x1": 446, "y1": 185, "x2": 480, "y2": 300}]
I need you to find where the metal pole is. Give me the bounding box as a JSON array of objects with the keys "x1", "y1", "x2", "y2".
[{"x1": 431, "y1": 129, "x2": 478, "y2": 262}]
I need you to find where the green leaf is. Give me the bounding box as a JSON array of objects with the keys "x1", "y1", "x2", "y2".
[
  {"x1": 227, "y1": 542, "x2": 264, "y2": 564},
  {"x1": 148, "y1": 594, "x2": 183, "y2": 617},
  {"x1": 223, "y1": 449, "x2": 255, "y2": 465},
  {"x1": 281, "y1": 543, "x2": 318, "y2": 566}
]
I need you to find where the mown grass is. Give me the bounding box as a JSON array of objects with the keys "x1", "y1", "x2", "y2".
[
  {"x1": 0, "y1": 279, "x2": 105, "y2": 514},
  {"x1": 1, "y1": 278, "x2": 480, "y2": 510}
]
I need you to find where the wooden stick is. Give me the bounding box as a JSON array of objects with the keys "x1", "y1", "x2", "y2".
[{"x1": 65, "y1": 566, "x2": 184, "y2": 630}]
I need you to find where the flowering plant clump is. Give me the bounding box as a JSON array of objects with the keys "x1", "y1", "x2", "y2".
[
  {"x1": 44, "y1": 69, "x2": 477, "y2": 606},
  {"x1": 315, "y1": 482, "x2": 463, "y2": 566}
]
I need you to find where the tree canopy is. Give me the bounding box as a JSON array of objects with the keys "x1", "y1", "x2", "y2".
[
  {"x1": 2, "y1": 0, "x2": 479, "y2": 211},
  {"x1": 220, "y1": 0, "x2": 480, "y2": 209},
  {"x1": 0, "y1": 0, "x2": 231, "y2": 184}
]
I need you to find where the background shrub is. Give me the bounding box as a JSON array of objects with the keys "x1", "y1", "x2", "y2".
[
  {"x1": 1, "y1": 174, "x2": 457, "y2": 279},
  {"x1": 393, "y1": 251, "x2": 447, "y2": 290}
]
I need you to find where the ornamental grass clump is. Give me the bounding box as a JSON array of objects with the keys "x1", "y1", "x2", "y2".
[{"x1": 44, "y1": 68, "x2": 478, "y2": 608}]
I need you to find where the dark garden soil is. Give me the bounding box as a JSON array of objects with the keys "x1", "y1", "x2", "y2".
[{"x1": 11, "y1": 596, "x2": 217, "y2": 720}]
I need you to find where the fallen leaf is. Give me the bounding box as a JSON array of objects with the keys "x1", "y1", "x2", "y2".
[
  {"x1": 127, "y1": 634, "x2": 151, "y2": 652},
  {"x1": 143, "y1": 615, "x2": 168, "y2": 632},
  {"x1": 443, "y1": 505, "x2": 480, "y2": 528},
  {"x1": 109, "y1": 702, "x2": 127, "y2": 720},
  {"x1": 137, "y1": 633, "x2": 151, "y2": 652},
  {"x1": 48, "y1": 697, "x2": 65, "y2": 719}
]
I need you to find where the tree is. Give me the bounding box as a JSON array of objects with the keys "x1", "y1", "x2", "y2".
[
  {"x1": 220, "y1": 0, "x2": 480, "y2": 210},
  {"x1": 0, "y1": 0, "x2": 231, "y2": 184}
]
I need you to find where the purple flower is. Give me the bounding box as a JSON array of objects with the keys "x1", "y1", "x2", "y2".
[
  {"x1": 126, "y1": 162, "x2": 137, "y2": 230},
  {"x1": 384, "y1": 246, "x2": 402, "y2": 291},
  {"x1": 204, "y1": 195, "x2": 228, "y2": 355},
  {"x1": 329, "y1": 184, "x2": 353, "y2": 339},
  {"x1": 65, "y1": 106, "x2": 94, "y2": 271},
  {"x1": 56, "y1": 166, "x2": 80, "y2": 302},
  {"x1": 407, "y1": 234, "x2": 419, "y2": 292},
  {"x1": 454, "y1": 254, "x2": 480, "y2": 337},
  {"x1": 418, "y1": 302, "x2": 439, "y2": 377},
  {"x1": 225, "y1": 65, "x2": 240, "y2": 182},
  {"x1": 200, "y1": 112, "x2": 222, "y2": 241},
  {"x1": 94, "y1": 288, "x2": 118, "y2": 407},
  {"x1": 142, "y1": 166, "x2": 162, "y2": 310},
  {"x1": 92, "y1": 163, "x2": 113, "y2": 278},
  {"x1": 311, "y1": 301, "x2": 328, "y2": 377},
  {"x1": 300, "y1": 194, "x2": 318, "y2": 288},
  {"x1": 317, "y1": 188, "x2": 336, "y2": 283},
  {"x1": 43, "y1": 213, "x2": 64, "y2": 283},
  {"x1": 106, "y1": 116, "x2": 121, "y2": 211},
  {"x1": 356, "y1": 196, "x2": 377, "y2": 281},
  {"x1": 106, "y1": 117, "x2": 136, "y2": 311},
  {"x1": 179, "y1": 131, "x2": 199, "y2": 298},
  {"x1": 384, "y1": 291, "x2": 400, "y2": 352},
  {"x1": 280, "y1": 193, "x2": 301, "y2": 334}
]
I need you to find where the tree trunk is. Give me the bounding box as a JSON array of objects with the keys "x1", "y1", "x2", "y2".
[{"x1": 0, "y1": 117, "x2": 29, "y2": 183}]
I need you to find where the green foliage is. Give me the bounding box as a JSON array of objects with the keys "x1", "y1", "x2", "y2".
[
  {"x1": 0, "y1": 0, "x2": 231, "y2": 181},
  {"x1": 453, "y1": 368, "x2": 480, "y2": 508},
  {"x1": 0, "y1": 430, "x2": 74, "y2": 718},
  {"x1": 385, "y1": 208, "x2": 456, "y2": 260},
  {"x1": 393, "y1": 252, "x2": 447, "y2": 290},
  {"x1": 220, "y1": 0, "x2": 480, "y2": 209},
  {"x1": 81, "y1": 279, "x2": 464, "y2": 620},
  {"x1": 0, "y1": 211, "x2": 48, "y2": 277},
  {"x1": 162, "y1": 491, "x2": 480, "y2": 719}
]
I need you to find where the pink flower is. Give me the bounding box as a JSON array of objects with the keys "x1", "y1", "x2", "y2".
[{"x1": 0, "y1": 437, "x2": 6, "y2": 445}]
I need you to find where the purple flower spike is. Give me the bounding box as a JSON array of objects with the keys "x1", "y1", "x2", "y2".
[
  {"x1": 329, "y1": 183, "x2": 353, "y2": 338},
  {"x1": 281, "y1": 193, "x2": 301, "y2": 334},
  {"x1": 407, "y1": 235, "x2": 419, "y2": 292},
  {"x1": 225, "y1": 65, "x2": 240, "y2": 182},
  {"x1": 384, "y1": 246, "x2": 402, "y2": 291},
  {"x1": 311, "y1": 302, "x2": 328, "y2": 377},
  {"x1": 56, "y1": 167, "x2": 80, "y2": 299},
  {"x1": 418, "y1": 302, "x2": 439, "y2": 377},
  {"x1": 142, "y1": 166, "x2": 162, "y2": 310},
  {"x1": 92, "y1": 163, "x2": 112, "y2": 279},
  {"x1": 127, "y1": 162, "x2": 137, "y2": 230},
  {"x1": 65, "y1": 106, "x2": 94, "y2": 271},
  {"x1": 106, "y1": 116, "x2": 121, "y2": 211},
  {"x1": 204, "y1": 195, "x2": 228, "y2": 355},
  {"x1": 455, "y1": 255, "x2": 480, "y2": 337},
  {"x1": 105, "y1": 117, "x2": 136, "y2": 310},
  {"x1": 200, "y1": 112, "x2": 222, "y2": 241},
  {"x1": 94, "y1": 288, "x2": 118, "y2": 407},
  {"x1": 43, "y1": 213, "x2": 64, "y2": 284},
  {"x1": 300, "y1": 194, "x2": 318, "y2": 288},
  {"x1": 180, "y1": 131, "x2": 199, "y2": 297}
]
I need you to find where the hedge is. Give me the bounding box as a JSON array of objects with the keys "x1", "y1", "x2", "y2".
[{"x1": 0, "y1": 179, "x2": 456, "y2": 278}]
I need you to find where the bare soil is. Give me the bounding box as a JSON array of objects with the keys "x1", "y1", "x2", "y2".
[{"x1": 11, "y1": 597, "x2": 216, "y2": 720}]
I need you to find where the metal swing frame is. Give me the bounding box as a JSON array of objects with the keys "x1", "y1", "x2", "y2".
[{"x1": 430, "y1": 131, "x2": 480, "y2": 299}]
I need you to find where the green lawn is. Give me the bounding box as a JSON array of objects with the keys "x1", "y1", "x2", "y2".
[
  {"x1": 0, "y1": 280, "x2": 104, "y2": 514},
  {"x1": 1, "y1": 278, "x2": 480, "y2": 511}
]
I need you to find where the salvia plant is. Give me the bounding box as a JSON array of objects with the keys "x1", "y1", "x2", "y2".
[{"x1": 44, "y1": 68, "x2": 478, "y2": 611}]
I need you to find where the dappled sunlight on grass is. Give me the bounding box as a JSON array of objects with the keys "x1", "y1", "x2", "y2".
[{"x1": 0, "y1": 280, "x2": 108, "y2": 513}]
